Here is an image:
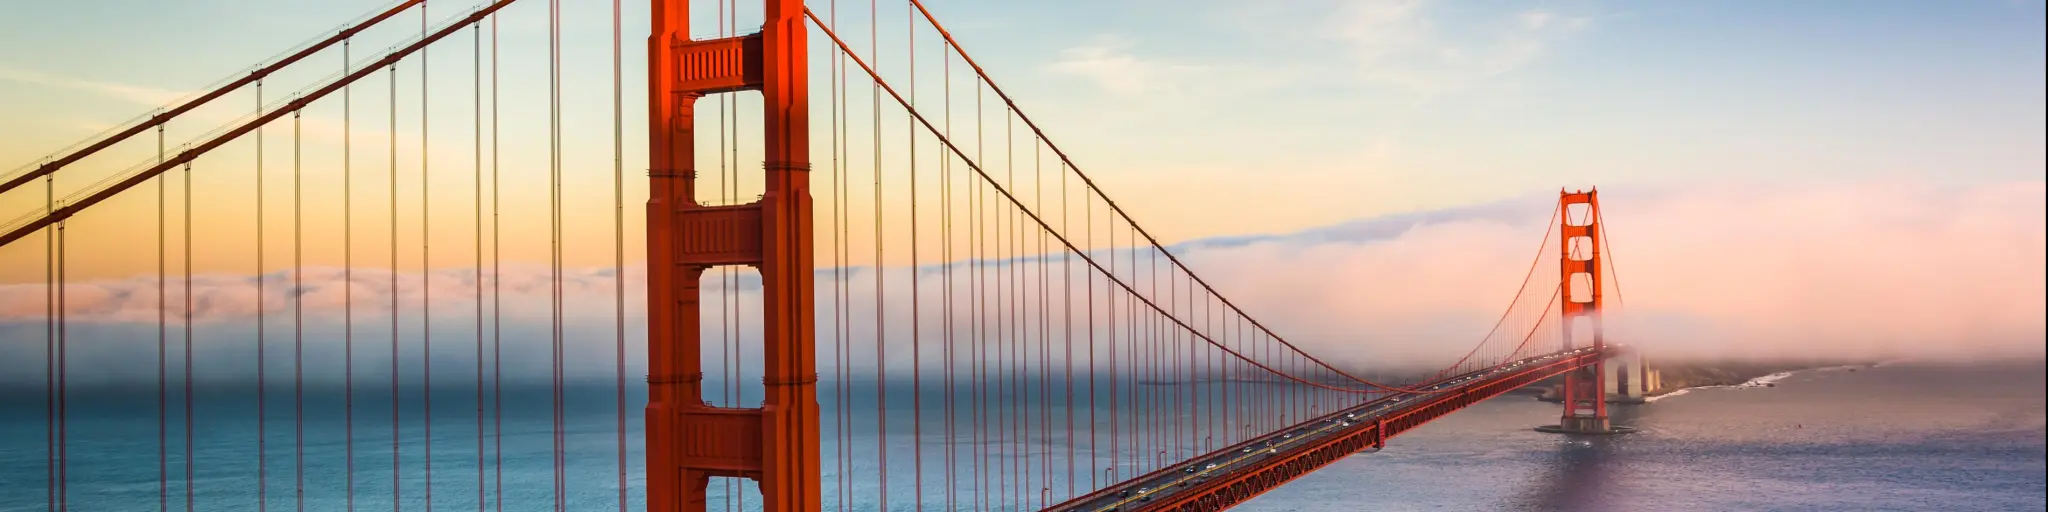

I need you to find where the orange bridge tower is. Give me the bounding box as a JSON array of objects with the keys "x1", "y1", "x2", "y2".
[
  {"x1": 644, "y1": 0, "x2": 819, "y2": 511},
  {"x1": 1552, "y1": 188, "x2": 1616, "y2": 434}
]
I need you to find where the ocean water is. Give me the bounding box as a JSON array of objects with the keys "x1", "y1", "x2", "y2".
[
  {"x1": 1239, "y1": 361, "x2": 2047, "y2": 512},
  {"x1": 3, "y1": 361, "x2": 2042, "y2": 511}
]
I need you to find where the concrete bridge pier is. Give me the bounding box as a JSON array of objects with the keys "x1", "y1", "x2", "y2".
[
  {"x1": 1534, "y1": 350, "x2": 1660, "y2": 404},
  {"x1": 1604, "y1": 350, "x2": 1659, "y2": 404}
]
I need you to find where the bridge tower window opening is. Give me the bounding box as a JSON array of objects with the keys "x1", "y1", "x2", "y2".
[
  {"x1": 700, "y1": 266, "x2": 767, "y2": 407},
  {"x1": 1564, "y1": 202, "x2": 1593, "y2": 227},
  {"x1": 1566, "y1": 235, "x2": 1594, "y2": 262},
  {"x1": 1568, "y1": 272, "x2": 1595, "y2": 305},
  {"x1": 694, "y1": 90, "x2": 769, "y2": 207}
]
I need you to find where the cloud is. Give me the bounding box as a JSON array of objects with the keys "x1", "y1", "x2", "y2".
[
  {"x1": 0, "y1": 64, "x2": 192, "y2": 107},
  {"x1": 1045, "y1": 36, "x2": 1211, "y2": 95},
  {"x1": 1317, "y1": 2, "x2": 1590, "y2": 98},
  {"x1": 4, "y1": 177, "x2": 2042, "y2": 386},
  {"x1": 0, "y1": 263, "x2": 634, "y2": 327},
  {"x1": 1181, "y1": 178, "x2": 2046, "y2": 365}
]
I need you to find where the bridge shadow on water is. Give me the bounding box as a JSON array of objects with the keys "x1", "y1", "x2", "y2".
[{"x1": 1510, "y1": 405, "x2": 1646, "y2": 512}]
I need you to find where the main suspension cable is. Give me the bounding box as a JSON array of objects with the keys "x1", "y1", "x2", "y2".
[
  {"x1": 806, "y1": 10, "x2": 1381, "y2": 393},
  {"x1": 899, "y1": 0, "x2": 1473, "y2": 392},
  {"x1": 0, "y1": 0, "x2": 428, "y2": 197}
]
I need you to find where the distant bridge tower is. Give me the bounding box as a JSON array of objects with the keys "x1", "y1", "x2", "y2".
[
  {"x1": 1604, "y1": 349, "x2": 1657, "y2": 403},
  {"x1": 643, "y1": 0, "x2": 819, "y2": 511},
  {"x1": 1548, "y1": 188, "x2": 1622, "y2": 434}
]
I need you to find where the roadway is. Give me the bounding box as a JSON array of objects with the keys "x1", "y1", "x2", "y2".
[{"x1": 1053, "y1": 347, "x2": 1602, "y2": 512}]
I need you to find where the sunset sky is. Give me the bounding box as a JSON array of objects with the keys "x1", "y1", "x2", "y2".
[
  {"x1": 3, "y1": 0, "x2": 2041, "y2": 279},
  {"x1": 0, "y1": 1, "x2": 2043, "y2": 366}
]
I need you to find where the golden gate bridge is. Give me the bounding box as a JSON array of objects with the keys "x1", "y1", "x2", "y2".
[{"x1": 0, "y1": 0, "x2": 1636, "y2": 511}]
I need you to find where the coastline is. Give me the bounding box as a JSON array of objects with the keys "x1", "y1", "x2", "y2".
[{"x1": 1522, "y1": 360, "x2": 1883, "y2": 403}]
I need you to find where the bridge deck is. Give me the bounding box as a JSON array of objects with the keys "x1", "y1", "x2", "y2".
[{"x1": 1050, "y1": 347, "x2": 1607, "y2": 512}]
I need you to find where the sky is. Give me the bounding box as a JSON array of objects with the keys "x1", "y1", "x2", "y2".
[{"x1": 0, "y1": 0, "x2": 2043, "y2": 377}]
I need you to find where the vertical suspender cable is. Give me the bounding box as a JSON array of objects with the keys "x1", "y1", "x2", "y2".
[
  {"x1": 971, "y1": 78, "x2": 986, "y2": 511},
  {"x1": 471, "y1": 20, "x2": 486, "y2": 512},
  {"x1": 389, "y1": 63, "x2": 401, "y2": 512},
  {"x1": 610, "y1": 0, "x2": 628, "y2": 508},
  {"x1": 1084, "y1": 163, "x2": 1095, "y2": 492},
  {"x1": 1005, "y1": 107, "x2": 1018, "y2": 511},
  {"x1": 487, "y1": 12, "x2": 503, "y2": 507},
  {"x1": 941, "y1": 33, "x2": 959, "y2": 511},
  {"x1": 1144, "y1": 227, "x2": 1155, "y2": 471},
  {"x1": 728, "y1": 21, "x2": 742, "y2": 505},
  {"x1": 547, "y1": 0, "x2": 566, "y2": 508},
  {"x1": 722, "y1": 0, "x2": 739, "y2": 505},
  {"x1": 1130, "y1": 226, "x2": 1146, "y2": 473},
  {"x1": 342, "y1": 38, "x2": 357, "y2": 512},
  {"x1": 1060, "y1": 148, "x2": 1074, "y2": 499},
  {"x1": 387, "y1": 64, "x2": 403, "y2": 512},
  {"x1": 1172, "y1": 249, "x2": 1181, "y2": 463},
  {"x1": 827, "y1": 2, "x2": 847, "y2": 510},
  {"x1": 714, "y1": 2, "x2": 730, "y2": 506},
  {"x1": 840, "y1": 6, "x2": 855, "y2": 503},
  {"x1": 489, "y1": 14, "x2": 503, "y2": 512},
  {"x1": 840, "y1": 4, "x2": 854, "y2": 502},
  {"x1": 1034, "y1": 146, "x2": 1046, "y2": 503},
  {"x1": 1033, "y1": 139, "x2": 1048, "y2": 504},
  {"x1": 972, "y1": 79, "x2": 986, "y2": 512},
  {"x1": 421, "y1": 3, "x2": 437, "y2": 507},
  {"x1": 177, "y1": 150, "x2": 192, "y2": 507},
  {"x1": 869, "y1": 0, "x2": 888, "y2": 508},
  {"x1": 44, "y1": 159, "x2": 55, "y2": 512},
  {"x1": 55, "y1": 200, "x2": 69, "y2": 512},
  {"x1": 293, "y1": 107, "x2": 306, "y2": 512},
  {"x1": 996, "y1": 87, "x2": 1009, "y2": 512},
  {"x1": 907, "y1": 5, "x2": 926, "y2": 509},
  {"x1": 256, "y1": 80, "x2": 270, "y2": 512},
  {"x1": 158, "y1": 123, "x2": 169, "y2": 512},
  {"x1": 714, "y1": 3, "x2": 732, "y2": 508},
  {"x1": 940, "y1": 35, "x2": 956, "y2": 511},
  {"x1": 1105, "y1": 203, "x2": 1116, "y2": 487},
  {"x1": 183, "y1": 150, "x2": 195, "y2": 512}
]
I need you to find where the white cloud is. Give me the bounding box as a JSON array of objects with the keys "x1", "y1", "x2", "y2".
[
  {"x1": 0, "y1": 64, "x2": 192, "y2": 107},
  {"x1": 4, "y1": 177, "x2": 2041, "y2": 386},
  {"x1": 1045, "y1": 35, "x2": 1210, "y2": 95},
  {"x1": 1187, "y1": 178, "x2": 2046, "y2": 364},
  {"x1": 1317, "y1": 2, "x2": 1591, "y2": 98}
]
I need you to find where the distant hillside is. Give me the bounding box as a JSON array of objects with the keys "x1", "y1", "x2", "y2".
[
  {"x1": 1649, "y1": 360, "x2": 1846, "y2": 393},
  {"x1": 1519, "y1": 358, "x2": 1873, "y2": 400}
]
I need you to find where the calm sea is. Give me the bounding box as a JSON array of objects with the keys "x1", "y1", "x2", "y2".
[{"x1": 2, "y1": 361, "x2": 2042, "y2": 511}]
